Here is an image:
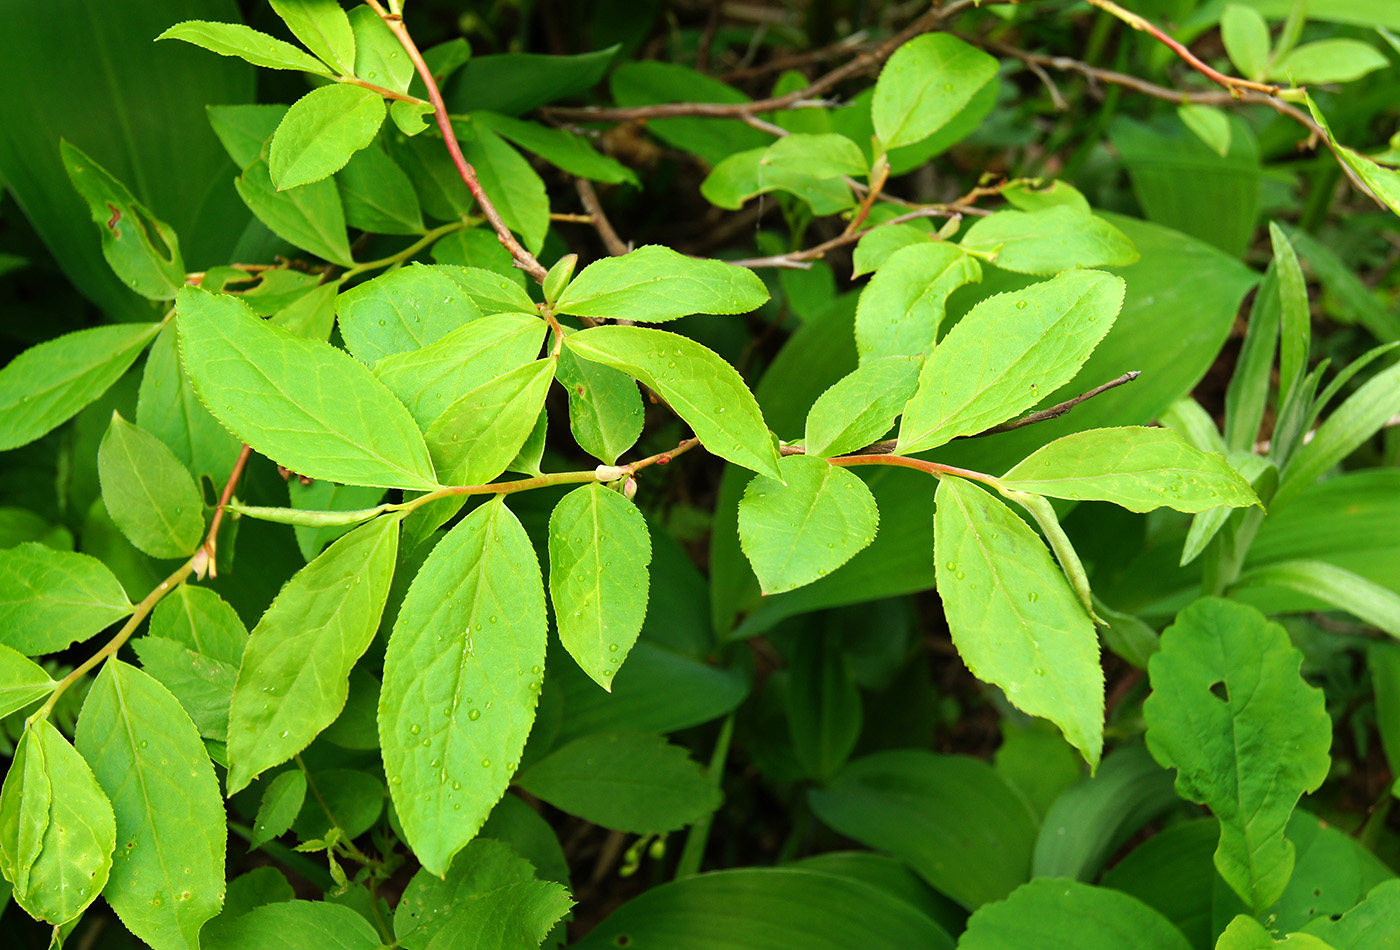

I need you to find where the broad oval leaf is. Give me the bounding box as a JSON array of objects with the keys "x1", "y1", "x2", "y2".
[
  {"x1": 425, "y1": 358, "x2": 556, "y2": 485},
  {"x1": 1000, "y1": 427, "x2": 1259, "y2": 513},
  {"x1": 97, "y1": 412, "x2": 206, "y2": 559},
  {"x1": 394, "y1": 837, "x2": 543, "y2": 947},
  {"x1": 960, "y1": 206, "x2": 1140, "y2": 276},
  {"x1": 0, "y1": 543, "x2": 132, "y2": 655},
  {"x1": 336, "y1": 143, "x2": 424, "y2": 236},
  {"x1": 1301, "y1": 879, "x2": 1400, "y2": 947},
  {"x1": 235, "y1": 159, "x2": 354, "y2": 266},
  {"x1": 436, "y1": 264, "x2": 537, "y2": 315},
  {"x1": 516, "y1": 732, "x2": 719, "y2": 834},
  {"x1": 701, "y1": 146, "x2": 856, "y2": 215},
  {"x1": 573, "y1": 868, "x2": 954, "y2": 950},
  {"x1": 1221, "y1": 4, "x2": 1270, "y2": 81},
  {"x1": 565, "y1": 325, "x2": 781, "y2": 479},
  {"x1": 157, "y1": 21, "x2": 332, "y2": 75},
  {"x1": 934, "y1": 476, "x2": 1103, "y2": 767},
  {"x1": 0, "y1": 643, "x2": 55, "y2": 719},
  {"x1": 249, "y1": 770, "x2": 306, "y2": 850},
  {"x1": 459, "y1": 125, "x2": 550, "y2": 255},
  {"x1": 1273, "y1": 39, "x2": 1389, "y2": 85},
  {"x1": 871, "y1": 33, "x2": 998, "y2": 150},
  {"x1": 225, "y1": 514, "x2": 399, "y2": 794},
  {"x1": 958, "y1": 878, "x2": 1192, "y2": 950},
  {"x1": 554, "y1": 245, "x2": 769, "y2": 323},
  {"x1": 75, "y1": 661, "x2": 225, "y2": 950},
  {"x1": 473, "y1": 110, "x2": 639, "y2": 186},
  {"x1": 269, "y1": 83, "x2": 386, "y2": 191},
  {"x1": 548, "y1": 484, "x2": 651, "y2": 690},
  {"x1": 804, "y1": 355, "x2": 922, "y2": 458},
  {"x1": 897, "y1": 270, "x2": 1125, "y2": 455},
  {"x1": 177, "y1": 287, "x2": 439, "y2": 491},
  {"x1": 0, "y1": 718, "x2": 116, "y2": 925},
  {"x1": 0, "y1": 321, "x2": 160, "y2": 452},
  {"x1": 759, "y1": 132, "x2": 868, "y2": 180},
  {"x1": 1144, "y1": 597, "x2": 1331, "y2": 912},
  {"x1": 269, "y1": 0, "x2": 355, "y2": 75},
  {"x1": 347, "y1": 5, "x2": 413, "y2": 92},
  {"x1": 854, "y1": 242, "x2": 981, "y2": 363},
  {"x1": 336, "y1": 263, "x2": 482, "y2": 364},
  {"x1": 852, "y1": 223, "x2": 936, "y2": 278},
  {"x1": 380, "y1": 497, "x2": 547, "y2": 876},
  {"x1": 738, "y1": 456, "x2": 879, "y2": 594},
  {"x1": 556, "y1": 347, "x2": 644, "y2": 465},
  {"x1": 137, "y1": 323, "x2": 243, "y2": 490},
  {"x1": 203, "y1": 899, "x2": 380, "y2": 950}
]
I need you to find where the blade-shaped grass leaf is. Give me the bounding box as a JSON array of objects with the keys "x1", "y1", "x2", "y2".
[
  {"x1": 804, "y1": 356, "x2": 922, "y2": 458},
  {"x1": 1143, "y1": 597, "x2": 1331, "y2": 912},
  {"x1": 380, "y1": 497, "x2": 547, "y2": 876},
  {"x1": 0, "y1": 719, "x2": 115, "y2": 925},
  {"x1": 97, "y1": 412, "x2": 206, "y2": 559},
  {"x1": 565, "y1": 325, "x2": 781, "y2": 479},
  {"x1": 0, "y1": 321, "x2": 160, "y2": 452},
  {"x1": 1232, "y1": 560, "x2": 1400, "y2": 638},
  {"x1": 225, "y1": 515, "x2": 399, "y2": 794},
  {"x1": 1000, "y1": 427, "x2": 1259, "y2": 513},
  {"x1": 177, "y1": 287, "x2": 439, "y2": 491},
  {"x1": 337, "y1": 263, "x2": 482, "y2": 364},
  {"x1": 75, "y1": 661, "x2": 225, "y2": 950},
  {"x1": 555, "y1": 245, "x2": 768, "y2": 323},
  {"x1": 0, "y1": 644, "x2": 55, "y2": 720},
  {"x1": 157, "y1": 21, "x2": 332, "y2": 75},
  {"x1": 959, "y1": 206, "x2": 1139, "y2": 276},
  {"x1": 854, "y1": 242, "x2": 980, "y2": 363},
  {"x1": 0, "y1": 544, "x2": 132, "y2": 655},
  {"x1": 270, "y1": 84, "x2": 386, "y2": 191},
  {"x1": 557, "y1": 348, "x2": 644, "y2": 465},
  {"x1": 738, "y1": 456, "x2": 879, "y2": 595},
  {"x1": 548, "y1": 484, "x2": 651, "y2": 690},
  {"x1": 934, "y1": 476, "x2": 1103, "y2": 768},
  {"x1": 425, "y1": 358, "x2": 556, "y2": 485},
  {"x1": 872, "y1": 34, "x2": 998, "y2": 150},
  {"x1": 898, "y1": 270, "x2": 1125, "y2": 455}
]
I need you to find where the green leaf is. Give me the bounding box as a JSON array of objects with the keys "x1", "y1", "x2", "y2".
[
  {"x1": 1269, "y1": 222, "x2": 1310, "y2": 412},
  {"x1": 1372, "y1": 643, "x2": 1400, "y2": 797},
  {"x1": 548, "y1": 485, "x2": 651, "y2": 690},
  {"x1": 565, "y1": 326, "x2": 781, "y2": 479},
  {"x1": 269, "y1": 0, "x2": 356, "y2": 75},
  {"x1": 373, "y1": 311, "x2": 547, "y2": 430},
  {"x1": 0, "y1": 321, "x2": 160, "y2": 451},
  {"x1": 74, "y1": 661, "x2": 225, "y2": 950},
  {"x1": 235, "y1": 159, "x2": 354, "y2": 266},
  {"x1": 1144, "y1": 598, "x2": 1331, "y2": 912},
  {"x1": 871, "y1": 34, "x2": 998, "y2": 150},
  {"x1": 1178, "y1": 104, "x2": 1233, "y2": 157},
  {"x1": 1302, "y1": 879, "x2": 1400, "y2": 947},
  {"x1": 760, "y1": 133, "x2": 869, "y2": 179},
  {"x1": 934, "y1": 477, "x2": 1103, "y2": 768},
  {"x1": 608, "y1": 61, "x2": 768, "y2": 167},
  {"x1": 1000, "y1": 427, "x2": 1259, "y2": 513},
  {"x1": 960, "y1": 207, "x2": 1140, "y2": 276},
  {"x1": 380, "y1": 497, "x2": 548, "y2": 877},
  {"x1": 1232, "y1": 560, "x2": 1400, "y2": 638},
  {"x1": 290, "y1": 768, "x2": 383, "y2": 841},
  {"x1": 1273, "y1": 39, "x2": 1389, "y2": 84},
  {"x1": 157, "y1": 21, "x2": 332, "y2": 75},
  {"x1": 60, "y1": 141, "x2": 185, "y2": 301},
  {"x1": 897, "y1": 270, "x2": 1125, "y2": 455},
  {"x1": 1221, "y1": 4, "x2": 1271, "y2": 81},
  {"x1": 448, "y1": 46, "x2": 618, "y2": 117},
  {"x1": 249, "y1": 769, "x2": 306, "y2": 849},
  {"x1": 701, "y1": 147, "x2": 856, "y2": 215},
  {"x1": 336, "y1": 263, "x2": 482, "y2": 364},
  {"x1": 0, "y1": 544, "x2": 131, "y2": 655},
  {"x1": 556, "y1": 348, "x2": 644, "y2": 465},
  {"x1": 0, "y1": 718, "x2": 116, "y2": 925},
  {"x1": 177, "y1": 287, "x2": 439, "y2": 491},
  {"x1": 436, "y1": 264, "x2": 537, "y2": 313},
  {"x1": 787, "y1": 628, "x2": 862, "y2": 783},
  {"x1": 418, "y1": 881, "x2": 572, "y2": 950},
  {"x1": 425, "y1": 358, "x2": 556, "y2": 485},
  {"x1": 225, "y1": 515, "x2": 399, "y2": 794},
  {"x1": 472, "y1": 111, "x2": 638, "y2": 186},
  {"x1": 572, "y1": 868, "x2": 954, "y2": 950},
  {"x1": 1216, "y1": 915, "x2": 1333, "y2": 948},
  {"x1": 852, "y1": 224, "x2": 936, "y2": 278},
  {"x1": 202, "y1": 899, "x2": 380, "y2": 950},
  {"x1": 854, "y1": 242, "x2": 981, "y2": 363},
  {"x1": 336, "y1": 143, "x2": 424, "y2": 236},
  {"x1": 517, "y1": 732, "x2": 719, "y2": 833},
  {"x1": 270, "y1": 85, "x2": 385, "y2": 192},
  {"x1": 804, "y1": 356, "x2": 922, "y2": 457},
  {"x1": 0, "y1": 644, "x2": 55, "y2": 720},
  {"x1": 137, "y1": 323, "x2": 242, "y2": 490},
  {"x1": 394, "y1": 837, "x2": 541, "y2": 949},
  {"x1": 958, "y1": 879, "x2": 1192, "y2": 950},
  {"x1": 208, "y1": 104, "x2": 288, "y2": 170},
  {"x1": 130, "y1": 637, "x2": 240, "y2": 742},
  {"x1": 555, "y1": 245, "x2": 769, "y2": 323},
  {"x1": 1305, "y1": 94, "x2": 1400, "y2": 218},
  {"x1": 459, "y1": 125, "x2": 549, "y2": 255},
  {"x1": 97, "y1": 412, "x2": 206, "y2": 559},
  {"x1": 288, "y1": 479, "x2": 388, "y2": 561},
  {"x1": 347, "y1": 5, "x2": 412, "y2": 92},
  {"x1": 738, "y1": 456, "x2": 879, "y2": 595},
  {"x1": 148, "y1": 584, "x2": 247, "y2": 666},
  {"x1": 808, "y1": 750, "x2": 1036, "y2": 910}
]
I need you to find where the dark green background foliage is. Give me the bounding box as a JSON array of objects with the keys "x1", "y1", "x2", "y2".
[{"x1": 1, "y1": 1, "x2": 1399, "y2": 947}]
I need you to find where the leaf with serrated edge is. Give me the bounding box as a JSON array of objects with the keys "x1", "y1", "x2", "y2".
[
  {"x1": 872, "y1": 34, "x2": 997, "y2": 150},
  {"x1": 548, "y1": 485, "x2": 651, "y2": 690},
  {"x1": 75, "y1": 661, "x2": 225, "y2": 950},
  {"x1": 0, "y1": 544, "x2": 132, "y2": 656},
  {"x1": 380, "y1": 497, "x2": 547, "y2": 877},
  {"x1": 739, "y1": 456, "x2": 879, "y2": 594},
  {"x1": 565, "y1": 325, "x2": 781, "y2": 479},
  {"x1": 555, "y1": 245, "x2": 768, "y2": 322},
  {"x1": 437, "y1": 265, "x2": 537, "y2": 314},
  {"x1": 270, "y1": 84, "x2": 386, "y2": 191},
  {"x1": 394, "y1": 838, "x2": 539, "y2": 946},
  {"x1": 225, "y1": 516, "x2": 399, "y2": 794},
  {"x1": 1144, "y1": 598, "x2": 1330, "y2": 912},
  {"x1": 518, "y1": 732, "x2": 719, "y2": 833},
  {"x1": 0, "y1": 643, "x2": 55, "y2": 720},
  {"x1": 418, "y1": 881, "x2": 573, "y2": 950},
  {"x1": 960, "y1": 206, "x2": 1139, "y2": 276},
  {"x1": 0, "y1": 719, "x2": 116, "y2": 925},
  {"x1": 137, "y1": 323, "x2": 242, "y2": 489},
  {"x1": 460, "y1": 126, "x2": 549, "y2": 255},
  {"x1": 249, "y1": 770, "x2": 306, "y2": 849},
  {"x1": 557, "y1": 347, "x2": 644, "y2": 465},
  {"x1": 805, "y1": 356, "x2": 922, "y2": 458},
  {"x1": 0, "y1": 322, "x2": 160, "y2": 452},
  {"x1": 157, "y1": 21, "x2": 332, "y2": 74},
  {"x1": 1000, "y1": 427, "x2": 1259, "y2": 513},
  {"x1": 426, "y1": 358, "x2": 556, "y2": 485},
  {"x1": 207, "y1": 900, "x2": 380, "y2": 949},
  {"x1": 98, "y1": 413, "x2": 206, "y2": 559},
  {"x1": 934, "y1": 477, "x2": 1103, "y2": 768},
  {"x1": 897, "y1": 270, "x2": 1124, "y2": 455},
  {"x1": 269, "y1": 0, "x2": 355, "y2": 74},
  {"x1": 337, "y1": 263, "x2": 482, "y2": 364},
  {"x1": 235, "y1": 160, "x2": 354, "y2": 266},
  {"x1": 177, "y1": 287, "x2": 439, "y2": 491},
  {"x1": 854, "y1": 242, "x2": 980, "y2": 363}
]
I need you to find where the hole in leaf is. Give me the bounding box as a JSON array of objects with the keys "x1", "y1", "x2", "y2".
[
  {"x1": 1209, "y1": 681, "x2": 1229, "y2": 702},
  {"x1": 615, "y1": 936, "x2": 633, "y2": 947}
]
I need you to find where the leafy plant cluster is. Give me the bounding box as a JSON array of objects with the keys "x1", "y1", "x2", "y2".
[{"x1": 1, "y1": 0, "x2": 1399, "y2": 948}]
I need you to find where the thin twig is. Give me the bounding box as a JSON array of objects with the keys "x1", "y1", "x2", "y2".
[
  {"x1": 980, "y1": 371, "x2": 1141, "y2": 434},
  {"x1": 727, "y1": 206, "x2": 961, "y2": 269},
  {"x1": 202, "y1": 444, "x2": 253, "y2": 576},
  {"x1": 575, "y1": 178, "x2": 630, "y2": 256}
]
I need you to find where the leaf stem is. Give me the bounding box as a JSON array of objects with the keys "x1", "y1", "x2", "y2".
[
  {"x1": 827, "y1": 452, "x2": 1005, "y2": 489},
  {"x1": 339, "y1": 220, "x2": 468, "y2": 281}
]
